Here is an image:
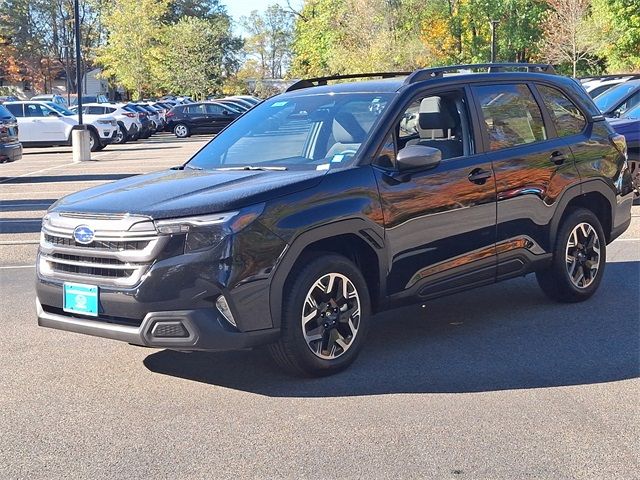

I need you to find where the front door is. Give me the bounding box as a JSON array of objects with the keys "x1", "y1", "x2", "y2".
[{"x1": 374, "y1": 87, "x2": 497, "y2": 300}]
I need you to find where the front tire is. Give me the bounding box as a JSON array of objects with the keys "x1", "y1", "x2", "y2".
[
  {"x1": 88, "y1": 130, "x2": 101, "y2": 152},
  {"x1": 536, "y1": 208, "x2": 606, "y2": 303},
  {"x1": 268, "y1": 254, "x2": 371, "y2": 376},
  {"x1": 114, "y1": 125, "x2": 127, "y2": 144}
]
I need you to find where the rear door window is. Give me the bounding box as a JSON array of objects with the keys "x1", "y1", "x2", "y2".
[
  {"x1": 5, "y1": 104, "x2": 23, "y2": 117},
  {"x1": 473, "y1": 84, "x2": 546, "y2": 151},
  {"x1": 537, "y1": 85, "x2": 586, "y2": 137},
  {"x1": 24, "y1": 103, "x2": 48, "y2": 117}
]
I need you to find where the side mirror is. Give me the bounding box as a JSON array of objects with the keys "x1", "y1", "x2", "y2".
[
  {"x1": 222, "y1": 110, "x2": 230, "y2": 115},
  {"x1": 396, "y1": 144, "x2": 441, "y2": 171},
  {"x1": 47, "y1": 110, "x2": 60, "y2": 117}
]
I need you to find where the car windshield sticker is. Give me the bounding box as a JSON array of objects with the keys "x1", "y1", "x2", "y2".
[
  {"x1": 331, "y1": 154, "x2": 344, "y2": 163},
  {"x1": 271, "y1": 101, "x2": 288, "y2": 107},
  {"x1": 316, "y1": 163, "x2": 330, "y2": 170}
]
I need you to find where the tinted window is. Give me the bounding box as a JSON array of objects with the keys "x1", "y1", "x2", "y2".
[
  {"x1": 87, "y1": 106, "x2": 105, "y2": 115},
  {"x1": 205, "y1": 104, "x2": 223, "y2": 115},
  {"x1": 474, "y1": 84, "x2": 546, "y2": 150},
  {"x1": 5, "y1": 104, "x2": 23, "y2": 117},
  {"x1": 105, "y1": 107, "x2": 116, "y2": 113},
  {"x1": 537, "y1": 85, "x2": 586, "y2": 137},
  {"x1": 186, "y1": 104, "x2": 206, "y2": 115}
]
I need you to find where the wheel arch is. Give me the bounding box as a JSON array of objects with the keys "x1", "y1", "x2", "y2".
[
  {"x1": 550, "y1": 179, "x2": 616, "y2": 247},
  {"x1": 269, "y1": 219, "x2": 387, "y2": 329}
]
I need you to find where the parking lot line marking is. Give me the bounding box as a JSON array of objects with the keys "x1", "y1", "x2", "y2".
[
  {"x1": 0, "y1": 162, "x2": 75, "y2": 185},
  {"x1": 0, "y1": 240, "x2": 40, "y2": 245},
  {"x1": 615, "y1": 238, "x2": 640, "y2": 241},
  {"x1": 0, "y1": 264, "x2": 35, "y2": 269}
]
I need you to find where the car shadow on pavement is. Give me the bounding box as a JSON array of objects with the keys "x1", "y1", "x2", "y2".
[{"x1": 144, "y1": 261, "x2": 640, "y2": 397}]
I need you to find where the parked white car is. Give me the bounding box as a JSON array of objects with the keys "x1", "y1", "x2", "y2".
[
  {"x1": 581, "y1": 75, "x2": 640, "y2": 98},
  {"x1": 71, "y1": 103, "x2": 141, "y2": 144},
  {"x1": 4, "y1": 101, "x2": 118, "y2": 151},
  {"x1": 30, "y1": 94, "x2": 68, "y2": 108}
]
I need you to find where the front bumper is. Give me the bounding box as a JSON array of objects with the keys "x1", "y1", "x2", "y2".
[
  {"x1": 36, "y1": 298, "x2": 279, "y2": 350},
  {"x1": 99, "y1": 128, "x2": 118, "y2": 144},
  {"x1": 0, "y1": 142, "x2": 22, "y2": 162}
]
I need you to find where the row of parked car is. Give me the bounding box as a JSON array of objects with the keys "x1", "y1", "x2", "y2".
[
  {"x1": 581, "y1": 75, "x2": 640, "y2": 185},
  {"x1": 0, "y1": 94, "x2": 262, "y2": 162}
]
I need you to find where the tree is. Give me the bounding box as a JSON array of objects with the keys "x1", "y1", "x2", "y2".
[
  {"x1": 159, "y1": 16, "x2": 241, "y2": 98},
  {"x1": 164, "y1": 0, "x2": 227, "y2": 23},
  {"x1": 97, "y1": 0, "x2": 169, "y2": 99},
  {"x1": 241, "y1": 5, "x2": 294, "y2": 79},
  {"x1": 591, "y1": 0, "x2": 640, "y2": 71},
  {"x1": 540, "y1": 0, "x2": 615, "y2": 76}
]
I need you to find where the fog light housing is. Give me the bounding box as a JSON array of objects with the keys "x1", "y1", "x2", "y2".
[{"x1": 216, "y1": 295, "x2": 236, "y2": 328}]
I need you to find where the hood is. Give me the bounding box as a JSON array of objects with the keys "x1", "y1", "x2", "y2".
[
  {"x1": 608, "y1": 117, "x2": 640, "y2": 142},
  {"x1": 51, "y1": 168, "x2": 327, "y2": 219}
]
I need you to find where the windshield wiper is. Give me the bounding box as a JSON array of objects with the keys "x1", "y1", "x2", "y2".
[
  {"x1": 215, "y1": 166, "x2": 287, "y2": 171},
  {"x1": 185, "y1": 165, "x2": 203, "y2": 170}
]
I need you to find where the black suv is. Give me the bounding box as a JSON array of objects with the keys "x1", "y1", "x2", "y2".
[
  {"x1": 36, "y1": 64, "x2": 635, "y2": 376},
  {"x1": 166, "y1": 102, "x2": 241, "y2": 138}
]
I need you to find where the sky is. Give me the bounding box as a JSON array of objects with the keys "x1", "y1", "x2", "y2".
[{"x1": 224, "y1": 0, "x2": 303, "y2": 32}]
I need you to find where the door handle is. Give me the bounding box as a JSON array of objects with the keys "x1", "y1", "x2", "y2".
[
  {"x1": 550, "y1": 151, "x2": 566, "y2": 165},
  {"x1": 468, "y1": 168, "x2": 492, "y2": 185}
]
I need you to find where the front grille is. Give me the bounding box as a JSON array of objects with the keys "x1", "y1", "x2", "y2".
[
  {"x1": 39, "y1": 212, "x2": 168, "y2": 287},
  {"x1": 44, "y1": 233, "x2": 150, "y2": 251}
]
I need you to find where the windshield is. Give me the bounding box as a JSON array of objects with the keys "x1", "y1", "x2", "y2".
[
  {"x1": 594, "y1": 82, "x2": 640, "y2": 112},
  {"x1": 46, "y1": 102, "x2": 74, "y2": 116},
  {"x1": 187, "y1": 92, "x2": 393, "y2": 171}
]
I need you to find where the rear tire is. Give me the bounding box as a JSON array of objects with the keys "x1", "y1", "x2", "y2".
[
  {"x1": 268, "y1": 254, "x2": 371, "y2": 376},
  {"x1": 174, "y1": 123, "x2": 190, "y2": 138},
  {"x1": 536, "y1": 208, "x2": 606, "y2": 303}
]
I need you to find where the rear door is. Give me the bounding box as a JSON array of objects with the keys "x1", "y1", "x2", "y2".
[
  {"x1": 204, "y1": 103, "x2": 228, "y2": 132},
  {"x1": 471, "y1": 83, "x2": 580, "y2": 278},
  {"x1": 186, "y1": 104, "x2": 208, "y2": 132}
]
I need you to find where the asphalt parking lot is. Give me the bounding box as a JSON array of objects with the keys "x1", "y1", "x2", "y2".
[{"x1": 1, "y1": 135, "x2": 638, "y2": 479}]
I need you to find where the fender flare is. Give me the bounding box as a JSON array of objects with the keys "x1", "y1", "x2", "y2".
[
  {"x1": 548, "y1": 178, "x2": 616, "y2": 247},
  {"x1": 268, "y1": 218, "x2": 387, "y2": 328}
]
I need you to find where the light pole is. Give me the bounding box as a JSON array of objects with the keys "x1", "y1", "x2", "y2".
[
  {"x1": 74, "y1": 0, "x2": 83, "y2": 125},
  {"x1": 71, "y1": 0, "x2": 91, "y2": 161},
  {"x1": 490, "y1": 20, "x2": 499, "y2": 63}
]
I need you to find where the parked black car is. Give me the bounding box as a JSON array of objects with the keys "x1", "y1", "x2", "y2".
[
  {"x1": 166, "y1": 102, "x2": 240, "y2": 137},
  {"x1": 0, "y1": 103, "x2": 22, "y2": 163},
  {"x1": 123, "y1": 104, "x2": 152, "y2": 138},
  {"x1": 35, "y1": 64, "x2": 634, "y2": 376}
]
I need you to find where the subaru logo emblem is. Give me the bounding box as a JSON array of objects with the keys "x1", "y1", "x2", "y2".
[{"x1": 73, "y1": 225, "x2": 95, "y2": 244}]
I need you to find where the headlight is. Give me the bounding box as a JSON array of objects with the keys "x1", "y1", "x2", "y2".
[{"x1": 154, "y1": 204, "x2": 264, "y2": 253}]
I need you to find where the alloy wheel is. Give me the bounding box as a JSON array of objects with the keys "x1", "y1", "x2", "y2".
[
  {"x1": 565, "y1": 222, "x2": 601, "y2": 289},
  {"x1": 175, "y1": 125, "x2": 187, "y2": 137},
  {"x1": 301, "y1": 272, "x2": 361, "y2": 360}
]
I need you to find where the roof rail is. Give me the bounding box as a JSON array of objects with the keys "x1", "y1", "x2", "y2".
[
  {"x1": 286, "y1": 72, "x2": 412, "y2": 92},
  {"x1": 578, "y1": 74, "x2": 640, "y2": 81},
  {"x1": 404, "y1": 63, "x2": 556, "y2": 85}
]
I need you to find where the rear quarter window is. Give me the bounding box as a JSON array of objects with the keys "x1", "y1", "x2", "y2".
[{"x1": 537, "y1": 85, "x2": 586, "y2": 137}]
